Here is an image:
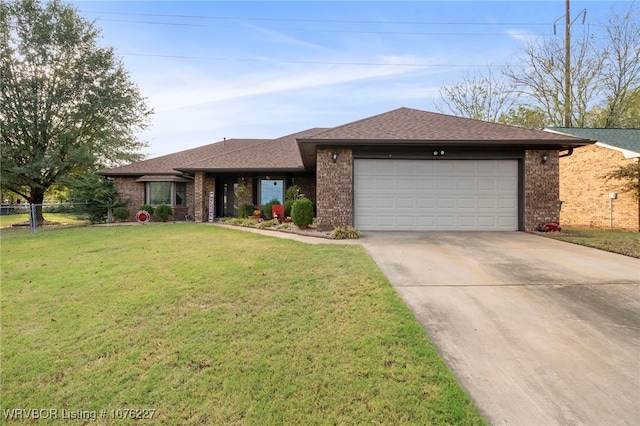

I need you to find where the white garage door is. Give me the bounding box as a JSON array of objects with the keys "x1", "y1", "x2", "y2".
[{"x1": 354, "y1": 159, "x2": 518, "y2": 231}]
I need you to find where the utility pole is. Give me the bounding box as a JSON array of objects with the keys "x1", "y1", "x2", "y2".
[
  {"x1": 554, "y1": 0, "x2": 586, "y2": 128},
  {"x1": 564, "y1": 0, "x2": 571, "y2": 127}
]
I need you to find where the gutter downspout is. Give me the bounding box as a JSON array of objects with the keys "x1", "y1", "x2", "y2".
[
  {"x1": 559, "y1": 148, "x2": 574, "y2": 158},
  {"x1": 557, "y1": 148, "x2": 574, "y2": 219}
]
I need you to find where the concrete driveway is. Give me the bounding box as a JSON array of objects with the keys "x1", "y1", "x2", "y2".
[{"x1": 361, "y1": 232, "x2": 640, "y2": 426}]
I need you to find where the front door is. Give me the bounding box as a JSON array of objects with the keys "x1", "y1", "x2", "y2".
[{"x1": 217, "y1": 178, "x2": 237, "y2": 217}]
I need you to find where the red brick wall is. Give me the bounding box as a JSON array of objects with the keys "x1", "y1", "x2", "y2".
[
  {"x1": 194, "y1": 172, "x2": 216, "y2": 222},
  {"x1": 316, "y1": 149, "x2": 353, "y2": 231},
  {"x1": 112, "y1": 177, "x2": 194, "y2": 222},
  {"x1": 294, "y1": 176, "x2": 316, "y2": 206},
  {"x1": 112, "y1": 177, "x2": 145, "y2": 221},
  {"x1": 524, "y1": 150, "x2": 561, "y2": 232},
  {"x1": 560, "y1": 144, "x2": 639, "y2": 232}
]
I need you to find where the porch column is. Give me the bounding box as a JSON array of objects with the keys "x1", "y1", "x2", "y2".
[
  {"x1": 194, "y1": 172, "x2": 205, "y2": 222},
  {"x1": 524, "y1": 150, "x2": 560, "y2": 231},
  {"x1": 316, "y1": 148, "x2": 353, "y2": 231}
]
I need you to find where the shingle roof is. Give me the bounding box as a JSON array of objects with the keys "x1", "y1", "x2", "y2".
[
  {"x1": 102, "y1": 107, "x2": 595, "y2": 176},
  {"x1": 176, "y1": 128, "x2": 326, "y2": 172},
  {"x1": 297, "y1": 107, "x2": 593, "y2": 168},
  {"x1": 101, "y1": 138, "x2": 270, "y2": 176},
  {"x1": 547, "y1": 128, "x2": 640, "y2": 155},
  {"x1": 305, "y1": 108, "x2": 591, "y2": 142}
]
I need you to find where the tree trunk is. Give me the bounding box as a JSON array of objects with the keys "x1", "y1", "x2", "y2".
[{"x1": 29, "y1": 187, "x2": 46, "y2": 223}]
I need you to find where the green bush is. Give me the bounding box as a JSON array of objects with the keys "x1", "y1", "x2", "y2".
[
  {"x1": 284, "y1": 199, "x2": 294, "y2": 217},
  {"x1": 155, "y1": 203, "x2": 173, "y2": 222},
  {"x1": 238, "y1": 204, "x2": 254, "y2": 218},
  {"x1": 224, "y1": 218, "x2": 258, "y2": 227},
  {"x1": 234, "y1": 184, "x2": 252, "y2": 207},
  {"x1": 285, "y1": 185, "x2": 302, "y2": 201},
  {"x1": 264, "y1": 198, "x2": 281, "y2": 220},
  {"x1": 291, "y1": 197, "x2": 314, "y2": 228},
  {"x1": 113, "y1": 207, "x2": 129, "y2": 222},
  {"x1": 331, "y1": 226, "x2": 361, "y2": 240},
  {"x1": 257, "y1": 219, "x2": 278, "y2": 229},
  {"x1": 140, "y1": 204, "x2": 154, "y2": 215}
]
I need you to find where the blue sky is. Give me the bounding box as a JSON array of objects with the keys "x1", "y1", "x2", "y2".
[{"x1": 72, "y1": 1, "x2": 630, "y2": 157}]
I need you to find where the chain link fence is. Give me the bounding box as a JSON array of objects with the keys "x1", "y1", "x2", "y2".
[{"x1": 0, "y1": 203, "x2": 95, "y2": 234}]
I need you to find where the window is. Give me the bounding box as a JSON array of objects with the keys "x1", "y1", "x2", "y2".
[
  {"x1": 147, "y1": 182, "x2": 187, "y2": 206},
  {"x1": 175, "y1": 182, "x2": 186, "y2": 206},
  {"x1": 260, "y1": 179, "x2": 283, "y2": 205}
]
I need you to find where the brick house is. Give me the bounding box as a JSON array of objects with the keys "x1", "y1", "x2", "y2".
[
  {"x1": 101, "y1": 108, "x2": 591, "y2": 232},
  {"x1": 547, "y1": 128, "x2": 640, "y2": 232}
]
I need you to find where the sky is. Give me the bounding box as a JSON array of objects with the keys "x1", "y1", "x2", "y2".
[{"x1": 71, "y1": 1, "x2": 632, "y2": 158}]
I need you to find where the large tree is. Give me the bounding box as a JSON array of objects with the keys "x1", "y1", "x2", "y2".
[
  {"x1": 435, "y1": 68, "x2": 518, "y2": 122},
  {"x1": 438, "y1": 2, "x2": 639, "y2": 129},
  {"x1": 0, "y1": 0, "x2": 151, "y2": 221},
  {"x1": 596, "y1": 4, "x2": 640, "y2": 128}
]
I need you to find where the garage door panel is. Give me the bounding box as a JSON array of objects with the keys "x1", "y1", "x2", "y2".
[
  {"x1": 458, "y1": 179, "x2": 476, "y2": 190},
  {"x1": 376, "y1": 198, "x2": 394, "y2": 208},
  {"x1": 478, "y1": 179, "x2": 496, "y2": 190},
  {"x1": 397, "y1": 198, "x2": 415, "y2": 209},
  {"x1": 416, "y1": 198, "x2": 436, "y2": 209},
  {"x1": 437, "y1": 198, "x2": 455, "y2": 208},
  {"x1": 499, "y1": 180, "x2": 517, "y2": 190},
  {"x1": 417, "y1": 180, "x2": 436, "y2": 190},
  {"x1": 396, "y1": 178, "x2": 415, "y2": 191},
  {"x1": 417, "y1": 216, "x2": 435, "y2": 226},
  {"x1": 458, "y1": 198, "x2": 476, "y2": 209},
  {"x1": 498, "y1": 198, "x2": 516, "y2": 208},
  {"x1": 498, "y1": 216, "x2": 517, "y2": 227},
  {"x1": 457, "y1": 216, "x2": 477, "y2": 227},
  {"x1": 478, "y1": 198, "x2": 497, "y2": 209},
  {"x1": 478, "y1": 216, "x2": 497, "y2": 227},
  {"x1": 437, "y1": 162, "x2": 457, "y2": 173},
  {"x1": 437, "y1": 216, "x2": 456, "y2": 227},
  {"x1": 354, "y1": 159, "x2": 518, "y2": 231}
]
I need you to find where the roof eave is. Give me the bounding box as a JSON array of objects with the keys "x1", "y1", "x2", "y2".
[
  {"x1": 595, "y1": 142, "x2": 640, "y2": 159},
  {"x1": 297, "y1": 138, "x2": 595, "y2": 169},
  {"x1": 99, "y1": 170, "x2": 186, "y2": 177},
  {"x1": 173, "y1": 166, "x2": 308, "y2": 173}
]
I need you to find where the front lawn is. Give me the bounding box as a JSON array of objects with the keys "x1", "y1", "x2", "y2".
[
  {"x1": 0, "y1": 224, "x2": 485, "y2": 425},
  {"x1": 0, "y1": 212, "x2": 87, "y2": 228},
  {"x1": 540, "y1": 227, "x2": 640, "y2": 258}
]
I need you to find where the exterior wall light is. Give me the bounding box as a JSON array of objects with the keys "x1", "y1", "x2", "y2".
[
  {"x1": 542, "y1": 152, "x2": 549, "y2": 164},
  {"x1": 332, "y1": 151, "x2": 338, "y2": 163}
]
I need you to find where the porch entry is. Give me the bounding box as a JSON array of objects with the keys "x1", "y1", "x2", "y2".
[{"x1": 216, "y1": 177, "x2": 237, "y2": 218}]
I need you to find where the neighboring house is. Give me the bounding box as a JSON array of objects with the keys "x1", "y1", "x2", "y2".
[
  {"x1": 101, "y1": 108, "x2": 591, "y2": 232},
  {"x1": 547, "y1": 128, "x2": 640, "y2": 232}
]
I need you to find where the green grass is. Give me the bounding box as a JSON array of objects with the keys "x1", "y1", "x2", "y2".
[
  {"x1": 0, "y1": 212, "x2": 87, "y2": 227},
  {"x1": 541, "y1": 227, "x2": 640, "y2": 258},
  {"x1": 0, "y1": 224, "x2": 485, "y2": 425}
]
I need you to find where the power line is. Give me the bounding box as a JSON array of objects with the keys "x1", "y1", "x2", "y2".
[
  {"x1": 97, "y1": 18, "x2": 547, "y2": 36},
  {"x1": 120, "y1": 52, "x2": 505, "y2": 67},
  {"x1": 83, "y1": 10, "x2": 551, "y2": 26}
]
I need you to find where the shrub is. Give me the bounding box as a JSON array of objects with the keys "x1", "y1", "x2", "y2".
[
  {"x1": 284, "y1": 199, "x2": 294, "y2": 217},
  {"x1": 257, "y1": 219, "x2": 278, "y2": 229},
  {"x1": 140, "y1": 204, "x2": 154, "y2": 215},
  {"x1": 291, "y1": 197, "x2": 314, "y2": 228},
  {"x1": 331, "y1": 226, "x2": 361, "y2": 240},
  {"x1": 155, "y1": 203, "x2": 173, "y2": 222},
  {"x1": 264, "y1": 198, "x2": 281, "y2": 220},
  {"x1": 253, "y1": 209, "x2": 262, "y2": 217},
  {"x1": 234, "y1": 184, "x2": 252, "y2": 206},
  {"x1": 276, "y1": 222, "x2": 294, "y2": 230},
  {"x1": 113, "y1": 207, "x2": 129, "y2": 222},
  {"x1": 224, "y1": 217, "x2": 257, "y2": 226},
  {"x1": 238, "y1": 204, "x2": 254, "y2": 218},
  {"x1": 285, "y1": 185, "x2": 302, "y2": 201}
]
